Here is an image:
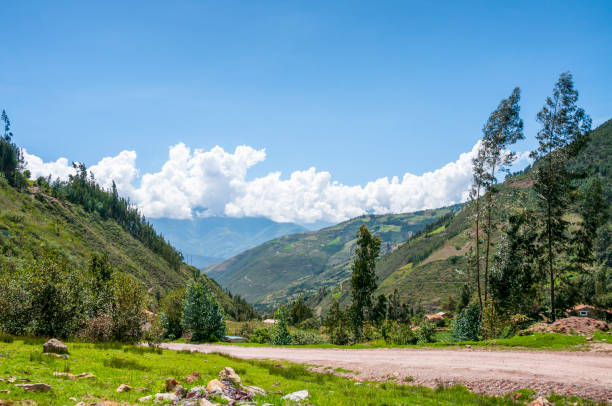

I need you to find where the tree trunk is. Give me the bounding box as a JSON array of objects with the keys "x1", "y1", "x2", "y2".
[{"x1": 475, "y1": 190, "x2": 483, "y2": 315}]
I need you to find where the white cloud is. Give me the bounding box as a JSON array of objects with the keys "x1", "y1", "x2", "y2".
[{"x1": 23, "y1": 141, "x2": 525, "y2": 224}]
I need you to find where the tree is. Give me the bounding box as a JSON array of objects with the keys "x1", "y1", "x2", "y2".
[
  {"x1": 469, "y1": 146, "x2": 487, "y2": 314},
  {"x1": 531, "y1": 72, "x2": 591, "y2": 320},
  {"x1": 350, "y1": 224, "x2": 381, "y2": 341},
  {"x1": 371, "y1": 294, "x2": 388, "y2": 328},
  {"x1": 110, "y1": 272, "x2": 148, "y2": 343},
  {"x1": 182, "y1": 277, "x2": 226, "y2": 342},
  {"x1": 160, "y1": 289, "x2": 186, "y2": 339},
  {"x1": 270, "y1": 305, "x2": 292, "y2": 345},
  {"x1": 575, "y1": 178, "x2": 609, "y2": 266},
  {"x1": 0, "y1": 110, "x2": 25, "y2": 187},
  {"x1": 480, "y1": 87, "x2": 524, "y2": 302},
  {"x1": 324, "y1": 300, "x2": 350, "y2": 345},
  {"x1": 288, "y1": 295, "x2": 314, "y2": 325},
  {"x1": 452, "y1": 302, "x2": 481, "y2": 341}
]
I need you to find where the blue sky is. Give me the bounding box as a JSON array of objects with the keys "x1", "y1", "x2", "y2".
[{"x1": 2, "y1": 1, "x2": 611, "y2": 223}]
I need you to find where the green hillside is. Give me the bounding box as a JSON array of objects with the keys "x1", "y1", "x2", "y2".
[
  {"x1": 0, "y1": 177, "x2": 249, "y2": 318},
  {"x1": 310, "y1": 118, "x2": 612, "y2": 314},
  {"x1": 206, "y1": 206, "x2": 462, "y2": 311}
]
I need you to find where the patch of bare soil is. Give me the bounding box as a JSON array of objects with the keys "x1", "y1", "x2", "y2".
[
  {"x1": 525, "y1": 317, "x2": 610, "y2": 335},
  {"x1": 160, "y1": 343, "x2": 612, "y2": 403}
]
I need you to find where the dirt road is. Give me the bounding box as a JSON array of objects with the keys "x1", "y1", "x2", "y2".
[{"x1": 160, "y1": 343, "x2": 612, "y2": 402}]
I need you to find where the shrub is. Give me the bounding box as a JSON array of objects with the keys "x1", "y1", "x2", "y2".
[
  {"x1": 270, "y1": 306, "x2": 292, "y2": 345},
  {"x1": 111, "y1": 273, "x2": 148, "y2": 343},
  {"x1": 452, "y1": 302, "x2": 481, "y2": 341},
  {"x1": 238, "y1": 321, "x2": 255, "y2": 338},
  {"x1": 78, "y1": 314, "x2": 114, "y2": 343},
  {"x1": 381, "y1": 321, "x2": 417, "y2": 345},
  {"x1": 298, "y1": 317, "x2": 320, "y2": 331},
  {"x1": 249, "y1": 328, "x2": 271, "y2": 344},
  {"x1": 182, "y1": 278, "x2": 225, "y2": 342},
  {"x1": 416, "y1": 321, "x2": 436, "y2": 344},
  {"x1": 291, "y1": 329, "x2": 327, "y2": 345},
  {"x1": 159, "y1": 288, "x2": 185, "y2": 339},
  {"x1": 324, "y1": 300, "x2": 350, "y2": 345}
]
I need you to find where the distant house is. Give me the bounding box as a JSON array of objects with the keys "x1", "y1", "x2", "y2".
[
  {"x1": 424, "y1": 312, "x2": 453, "y2": 321},
  {"x1": 566, "y1": 304, "x2": 612, "y2": 322},
  {"x1": 263, "y1": 319, "x2": 278, "y2": 324}
]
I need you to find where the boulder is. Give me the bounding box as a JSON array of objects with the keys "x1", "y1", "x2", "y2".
[
  {"x1": 282, "y1": 389, "x2": 309, "y2": 402},
  {"x1": 15, "y1": 383, "x2": 52, "y2": 392},
  {"x1": 165, "y1": 377, "x2": 179, "y2": 391},
  {"x1": 138, "y1": 395, "x2": 153, "y2": 403},
  {"x1": 219, "y1": 367, "x2": 241, "y2": 385},
  {"x1": 528, "y1": 397, "x2": 552, "y2": 406},
  {"x1": 206, "y1": 379, "x2": 225, "y2": 395},
  {"x1": 43, "y1": 338, "x2": 68, "y2": 354},
  {"x1": 116, "y1": 383, "x2": 131, "y2": 393},
  {"x1": 186, "y1": 386, "x2": 207, "y2": 399}
]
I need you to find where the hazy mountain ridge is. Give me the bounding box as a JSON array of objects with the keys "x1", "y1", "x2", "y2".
[{"x1": 206, "y1": 206, "x2": 462, "y2": 311}]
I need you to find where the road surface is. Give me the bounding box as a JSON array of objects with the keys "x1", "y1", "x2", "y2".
[{"x1": 160, "y1": 343, "x2": 612, "y2": 402}]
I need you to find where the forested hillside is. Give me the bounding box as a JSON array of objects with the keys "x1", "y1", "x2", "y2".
[
  {"x1": 311, "y1": 117, "x2": 612, "y2": 315},
  {"x1": 206, "y1": 206, "x2": 461, "y2": 311}
]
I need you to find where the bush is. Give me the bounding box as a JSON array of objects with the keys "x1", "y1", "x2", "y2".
[
  {"x1": 249, "y1": 328, "x2": 271, "y2": 344},
  {"x1": 182, "y1": 278, "x2": 226, "y2": 342},
  {"x1": 291, "y1": 329, "x2": 327, "y2": 345},
  {"x1": 298, "y1": 317, "x2": 321, "y2": 331},
  {"x1": 78, "y1": 314, "x2": 114, "y2": 342},
  {"x1": 381, "y1": 321, "x2": 417, "y2": 345},
  {"x1": 270, "y1": 306, "x2": 292, "y2": 345},
  {"x1": 452, "y1": 302, "x2": 481, "y2": 341},
  {"x1": 415, "y1": 321, "x2": 436, "y2": 344},
  {"x1": 111, "y1": 273, "x2": 148, "y2": 343},
  {"x1": 238, "y1": 321, "x2": 255, "y2": 338},
  {"x1": 159, "y1": 289, "x2": 185, "y2": 339}
]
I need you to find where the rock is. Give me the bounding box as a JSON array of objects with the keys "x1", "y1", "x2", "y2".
[
  {"x1": 465, "y1": 344, "x2": 471, "y2": 349},
  {"x1": 219, "y1": 367, "x2": 241, "y2": 385},
  {"x1": 174, "y1": 384, "x2": 187, "y2": 398},
  {"x1": 0, "y1": 390, "x2": 9, "y2": 394},
  {"x1": 138, "y1": 395, "x2": 153, "y2": 403},
  {"x1": 15, "y1": 383, "x2": 52, "y2": 392},
  {"x1": 154, "y1": 392, "x2": 179, "y2": 402},
  {"x1": 116, "y1": 383, "x2": 131, "y2": 392},
  {"x1": 69, "y1": 397, "x2": 77, "y2": 401},
  {"x1": 76, "y1": 372, "x2": 95, "y2": 379},
  {"x1": 75, "y1": 402, "x2": 86, "y2": 406},
  {"x1": 165, "y1": 377, "x2": 179, "y2": 391},
  {"x1": 43, "y1": 338, "x2": 68, "y2": 354},
  {"x1": 184, "y1": 371, "x2": 200, "y2": 383},
  {"x1": 528, "y1": 397, "x2": 552, "y2": 406},
  {"x1": 282, "y1": 389, "x2": 309, "y2": 402},
  {"x1": 186, "y1": 386, "x2": 207, "y2": 399},
  {"x1": 206, "y1": 379, "x2": 225, "y2": 395},
  {"x1": 198, "y1": 400, "x2": 215, "y2": 406},
  {"x1": 586, "y1": 336, "x2": 593, "y2": 341},
  {"x1": 135, "y1": 387, "x2": 148, "y2": 391},
  {"x1": 236, "y1": 402, "x2": 256, "y2": 406},
  {"x1": 243, "y1": 385, "x2": 266, "y2": 396}
]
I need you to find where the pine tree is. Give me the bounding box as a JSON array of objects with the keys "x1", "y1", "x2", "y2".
[
  {"x1": 531, "y1": 72, "x2": 591, "y2": 321},
  {"x1": 350, "y1": 224, "x2": 381, "y2": 341},
  {"x1": 324, "y1": 300, "x2": 350, "y2": 345}
]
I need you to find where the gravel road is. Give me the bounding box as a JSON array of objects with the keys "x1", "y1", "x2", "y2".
[{"x1": 160, "y1": 343, "x2": 612, "y2": 402}]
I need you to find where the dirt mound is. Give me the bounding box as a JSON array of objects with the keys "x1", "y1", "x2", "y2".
[{"x1": 527, "y1": 317, "x2": 610, "y2": 335}]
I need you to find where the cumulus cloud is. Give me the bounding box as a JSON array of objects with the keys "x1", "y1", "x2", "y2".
[{"x1": 23, "y1": 141, "x2": 525, "y2": 224}]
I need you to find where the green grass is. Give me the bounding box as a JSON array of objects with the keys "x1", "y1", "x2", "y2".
[{"x1": 0, "y1": 339, "x2": 603, "y2": 406}]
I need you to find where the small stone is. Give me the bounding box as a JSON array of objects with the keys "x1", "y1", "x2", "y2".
[
  {"x1": 528, "y1": 397, "x2": 552, "y2": 406},
  {"x1": 154, "y1": 392, "x2": 178, "y2": 402},
  {"x1": 75, "y1": 402, "x2": 86, "y2": 406},
  {"x1": 116, "y1": 383, "x2": 131, "y2": 392},
  {"x1": 184, "y1": 371, "x2": 200, "y2": 383},
  {"x1": 0, "y1": 390, "x2": 9, "y2": 394},
  {"x1": 243, "y1": 385, "x2": 266, "y2": 396},
  {"x1": 16, "y1": 383, "x2": 52, "y2": 392},
  {"x1": 54, "y1": 371, "x2": 76, "y2": 380},
  {"x1": 76, "y1": 372, "x2": 95, "y2": 379},
  {"x1": 586, "y1": 336, "x2": 593, "y2": 341},
  {"x1": 165, "y1": 377, "x2": 179, "y2": 391},
  {"x1": 206, "y1": 379, "x2": 225, "y2": 394},
  {"x1": 174, "y1": 384, "x2": 186, "y2": 398},
  {"x1": 43, "y1": 338, "x2": 68, "y2": 354},
  {"x1": 44, "y1": 352, "x2": 69, "y2": 359},
  {"x1": 138, "y1": 395, "x2": 153, "y2": 402},
  {"x1": 198, "y1": 399, "x2": 215, "y2": 406},
  {"x1": 69, "y1": 397, "x2": 77, "y2": 401},
  {"x1": 282, "y1": 389, "x2": 309, "y2": 401},
  {"x1": 186, "y1": 386, "x2": 207, "y2": 399},
  {"x1": 236, "y1": 402, "x2": 256, "y2": 406},
  {"x1": 134, "y1": 387, "x2": 147, "y2": 391},
  {"x1": 465, "y1": 344, "x2": 471, "y2": 349},
  {"x1": 219, "y1": 366, "x2": 241, "y2": 385}
]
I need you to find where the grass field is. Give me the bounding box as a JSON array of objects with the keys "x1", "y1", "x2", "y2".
[{"x1": 0, "y1": 338, "x2": 605, "y2": 406}]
